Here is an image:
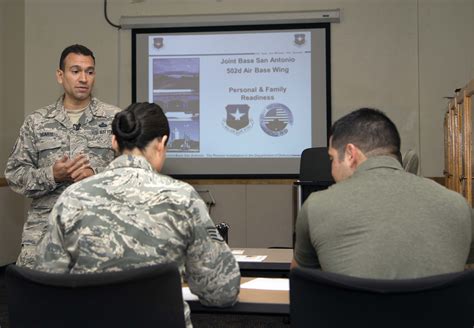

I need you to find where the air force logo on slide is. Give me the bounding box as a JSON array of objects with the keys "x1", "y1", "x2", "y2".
[
  {"x1": 260, "y1": 103, "x2": 293, "y2": 137},
  {"x1": 153, "y1": 37, "x2": 164, "y2": 49},
  {"x1": 294, "y1": 34, "x2": 306, "y2": 46},
  {"x1": 223, "y1": 104, "x2": 253, "y2": 135}
]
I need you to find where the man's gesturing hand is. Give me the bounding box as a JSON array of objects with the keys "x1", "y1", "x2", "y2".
[{"x1": 53, "y1": 154, "x2": 93, "y2": 183}]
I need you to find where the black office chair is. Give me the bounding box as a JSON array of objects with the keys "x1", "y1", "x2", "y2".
[
  {"x1": 292, "y1": 147, "x2": 335, "y2": 246},
  {"x1": 299, "y1": 147, "x2": 333, "y2": 182},
  {"x1": 290, "y1": 267, "x2": 474, "y2": 328},
  {"x1": 6, "y1": 263, "x2": 186, "y2": 328},
  {"x1": 296, "y1": 147, "x2": 334, "y2": 208},
  {"x1": 215, "y1": 222, "x2": 230, "y2": 243}
]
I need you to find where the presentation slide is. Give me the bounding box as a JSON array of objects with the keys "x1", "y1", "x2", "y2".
[
  {"x1": 133, "y1": 24, "x2": 330, "y2": 177},
  {"x1": 146, "y1": 32, "x2": 312, "y2": 158}
]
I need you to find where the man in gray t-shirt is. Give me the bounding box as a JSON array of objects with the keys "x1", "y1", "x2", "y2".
[{"x1": 293, "y1": 108, "x2": 473, "y2": 279}]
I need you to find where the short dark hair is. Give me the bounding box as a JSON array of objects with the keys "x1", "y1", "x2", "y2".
[
  {"x1": 59, "y1": 44, "x2": 95, "y2": 70},
  {"x1": 330, "y1": 108, "x2": 401, "y2": 159},
  {"x1": 112, "y1": 102, "x2": 170, "y2": 153}
]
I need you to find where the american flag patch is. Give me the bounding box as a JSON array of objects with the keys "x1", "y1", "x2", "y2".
[{"x1": 206, "y1": 227, "x2": 224, "y2": 242}]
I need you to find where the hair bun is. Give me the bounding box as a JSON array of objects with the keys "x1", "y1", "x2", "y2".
[
  {"x1": 111, "y1": 102, "x2": 170, "y2": 153},
  {"x1": 114, "y1": 110, "x2": 141, "y2": 141}
]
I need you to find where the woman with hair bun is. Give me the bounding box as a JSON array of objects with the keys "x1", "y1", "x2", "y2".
[{"x1": 34, "y1": 102, "x2": 240, "y2": 328}]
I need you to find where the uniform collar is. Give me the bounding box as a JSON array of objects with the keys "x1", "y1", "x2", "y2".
[
  {"x1": 354, "y1": 155, "x2": 403, "y2": 175},
  {"x1": 107, "y1": 154, "x2": 155, "y2": 173},
  {"x1": 45, "y1": 96, "x2": 106, "y2": 118},
  {"x1": 45, "y1": 96, "x2": 107, "y2": 127}
]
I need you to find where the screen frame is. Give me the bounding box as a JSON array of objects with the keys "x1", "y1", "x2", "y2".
[{"x1": 131, "y1": 22, "x2": 332, "y2": 179}]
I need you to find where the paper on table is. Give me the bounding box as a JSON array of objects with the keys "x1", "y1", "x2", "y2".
[
  {"x1": 231, "y1": 249, "x2": 245, "y2": 255},
  {"x1": 182, "y1": 287, "x2": 199, "y2": 301},
  {"x1": 234, "y1": 255, "x2": 267, "y2": 262},
  {"x1": 240, "y1": 278, "x2": 289, "y2": 291}
]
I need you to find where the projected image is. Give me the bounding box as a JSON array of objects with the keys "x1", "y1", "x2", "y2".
[
  {"x1": 136, "y1": 27, "x2": 330, "y2": 176},
  {"x1": 153, "y1": 58, "x2": 200, "y2": 152},
  {"x1": 168, "y1": 121, "x2": 199, "y2": 152}
]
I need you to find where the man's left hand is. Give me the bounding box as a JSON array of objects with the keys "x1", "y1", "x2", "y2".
[{"x1": 71, "y1": 166, "x2": 94, "y2": 182}]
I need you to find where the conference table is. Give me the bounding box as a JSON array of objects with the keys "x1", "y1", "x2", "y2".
[
  {"x1": 186, "y1": 277, "x2": 289, "y2": 315},
  {"x1": 186, "y1": 248, "x2": 293, "y2": 316},
  {"x1": 233, "y1": 247, "x2": 293, "y2": 278}
]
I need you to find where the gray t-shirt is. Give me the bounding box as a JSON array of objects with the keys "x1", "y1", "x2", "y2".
[{"x1": 294, "y1": 155, "x2": 473, "y2": 279}]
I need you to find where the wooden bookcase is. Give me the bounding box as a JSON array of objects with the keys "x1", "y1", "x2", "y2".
[{"x1": 444, "y1": 80, "x2": 474, "y2": 206}]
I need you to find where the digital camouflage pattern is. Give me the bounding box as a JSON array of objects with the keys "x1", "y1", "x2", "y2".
[
  {"x1": 4, "y1": 96, "x2": 121, "y2": 267},
  {"x1": 34, "y1": 155, "x2": 241, "y2": 327}
]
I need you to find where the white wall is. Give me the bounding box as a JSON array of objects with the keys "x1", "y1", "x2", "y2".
[
  {"x1": 0, "y1": 0, "x2": 26, "y2": 171},
  {"x1": 330, "y1": 0, "x2": 419, "y2": 161},
  {"x1": 418, "y1": 0, "x2": 474, "y2": 176},
  {"x1": 196, "y1": 184, "x2": 294, "y2": 247},
  {"x1": 0, "y1": 0, "x2": 26, "y2": 265},
  {"x1": 24, "y1": 0, "x2": 121, "y2": 113},
  {"x1": 0, "y1": 2, "x2": 3, "y2": 141}
]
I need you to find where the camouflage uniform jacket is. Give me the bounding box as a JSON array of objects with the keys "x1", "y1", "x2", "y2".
[
  {"x1": 34, "y1": 154, "x2": 241, "y2": 327},
  {"x1": 4, "y1": 96, "x2": 120, "y2": 266}
]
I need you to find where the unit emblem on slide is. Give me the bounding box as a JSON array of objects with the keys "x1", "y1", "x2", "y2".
[
  {"x1": 223, "y1": 104, "x2": 253, "y2": 135},
  {"x1": 153, "y1": 37, "x2": 164, "y2": 49},
  {"x1": 259, "y1": 103, "x2": 293, "y2": 137},
  {"x1": 294, "y1": 34, "x2": 306, "y2": 46}
]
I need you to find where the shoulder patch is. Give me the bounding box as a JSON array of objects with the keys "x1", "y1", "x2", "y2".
[{"x1": 206, "y1": 227, "x2": 225, "y2": 242}]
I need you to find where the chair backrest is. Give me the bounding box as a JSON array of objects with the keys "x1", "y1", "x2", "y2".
[
  {"x1": 6, "y1": 263, "x2": 185, "y2": 328},
  {"x1": 297, "y1": 147, "x2": 334, "y2": 209},
  {"x1": 215, "y1": 222, "x2": 230, "y2": 243},
  {"x1": 402, "y1": 149, "x2": 419, "y2": 175},
  {"x1": 290, "y1": 267, "x2": 474, "y2": 328},
  {"x1": 299, "y1": 147, "x2": 333, "y2": 182}
]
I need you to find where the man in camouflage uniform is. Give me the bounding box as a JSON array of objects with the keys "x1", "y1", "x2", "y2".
[
  {"x1": 4, "y1": 44, "x2": 120, "y2": 267},
  {"x1": 34, "y1": 154, "x2": 241, "y2": 327}
]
